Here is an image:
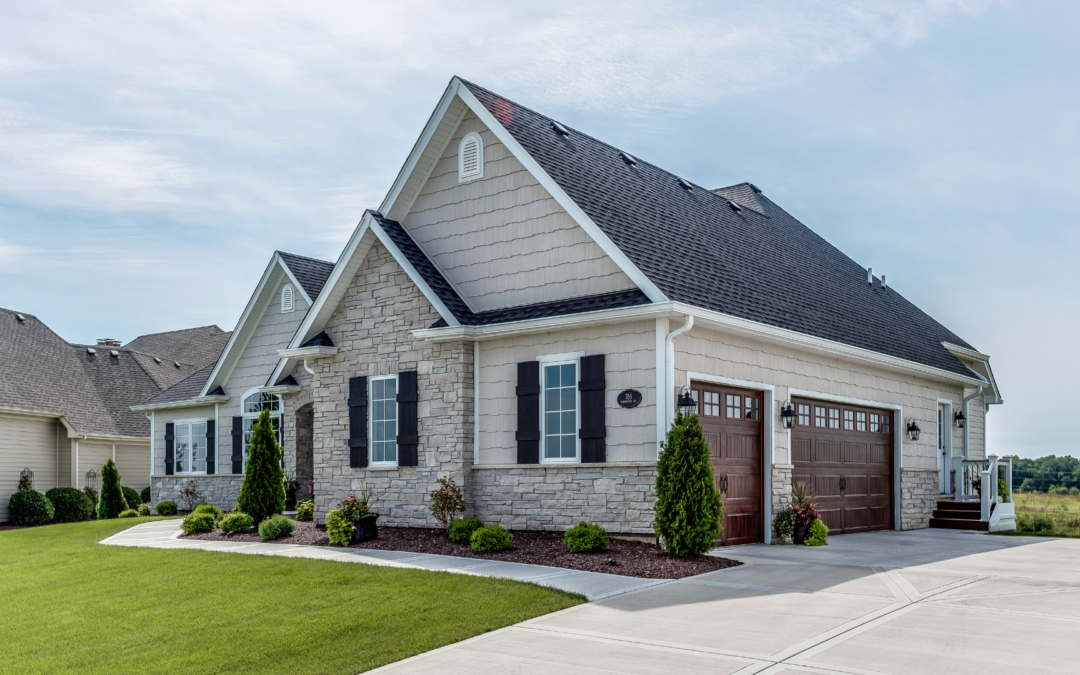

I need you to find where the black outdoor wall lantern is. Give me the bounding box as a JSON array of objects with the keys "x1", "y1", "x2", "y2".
[
  {"x1": 906, "y1": 419, "x2": 921, "y2": 442},
  {"x1": 954, "y1": 410, "x2": 966, "y2": 429},
  {"x1": 780, "y1": 401, "x2": 797, "y2": 429},
  {"x1": 677, "y1": 386, "x2": 697, "y2": 417}
]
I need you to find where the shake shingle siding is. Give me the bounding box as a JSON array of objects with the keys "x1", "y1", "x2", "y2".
[{"x1": 462, "y1": 80, "x2": 976, "y2": 378}]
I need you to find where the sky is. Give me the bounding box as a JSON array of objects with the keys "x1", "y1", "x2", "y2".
[{"x1": 1, "y1": 0, "x2": 1076, "y2": 458}]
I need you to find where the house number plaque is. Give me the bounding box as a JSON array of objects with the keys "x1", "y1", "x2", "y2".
[{"x1": 617, "y1": 389, "x2": 642, "y2": 408}]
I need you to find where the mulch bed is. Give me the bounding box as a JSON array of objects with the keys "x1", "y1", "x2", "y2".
[{"x1": 183, "y1": 520, "x2": 741, "y2": 579}]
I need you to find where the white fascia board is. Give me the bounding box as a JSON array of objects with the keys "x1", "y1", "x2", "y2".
[
  {"x1": 412, "y1": 302, "x2": 675, "y2": 342},
  {"x1": 200, "y1": 255, "x2": 284, "y2": 396},
  {"x1": 943, "y1": 341, "x2": 1003, "y2": 404},
  {"x1": 276, "y1": 252, "x2": 313, "y2": 305},
  {"x1": 277, "y1": 346, "x2": 339, "y2": 358},
  {"x1": 130, "y1": 396, "x2": 229, "y2": 412},
  {"x1": 258, "y1": 385, "x2": 301, "y2": 395},
  {"x1": 451, "y1": 79, "x2": 668, "y2": 305}
]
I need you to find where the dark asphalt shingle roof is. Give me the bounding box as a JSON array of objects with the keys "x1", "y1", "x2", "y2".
[
  {"x1": 460, "y1": 80, "x2": 977, "y2": 377},
  {"x1": 123, "y1": 325, "x2": 231, "y2": 371},
  {"x1": 138, "y1": 363, "x2": 216, "y2": 406},
  {"x1": 279, "y1": 252, "x2": 335, "y2": 302}
]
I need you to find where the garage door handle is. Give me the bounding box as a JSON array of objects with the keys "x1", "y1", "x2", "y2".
[
  {"x1": 840, "y1": 477, "x2": 846, "y2": 492},
  {"x1": 720, "y1": 475, "x2": 728, "y2": 493}
]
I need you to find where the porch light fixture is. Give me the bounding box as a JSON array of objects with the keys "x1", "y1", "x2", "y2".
[
  {"x1": 954, "y1": 410, "x2": 966, "y2": 429},
  {"x1": 677, "y1": 386, "x2": 697, "y2": 417},
  {"x1": 906, "y1": 419, "x2": 921, "y2": 442},
  {"x1": 780, "y1": 401, "x2": 797, "y2": 429}
]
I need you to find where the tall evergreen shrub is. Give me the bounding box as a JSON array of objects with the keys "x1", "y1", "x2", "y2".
[
  {"x1": 236, "y1": 409, "x2": 285, "y2": 524},
  {"x1": 653, "y1": 412, "x2": 723, "y2": 557},
  {"x1": 96, "y1": 459, "x2": 128, "y2": 520}
]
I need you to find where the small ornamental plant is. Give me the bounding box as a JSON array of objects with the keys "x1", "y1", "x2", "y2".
[
  {"x1": 449, "y1": 517, "x2": 483, "y2": 544},
  {"x1": 805, "y1": 518, "x2": 829, "y2": 546},
  {"x1": 295, "y1": 499, "x2": 315, "y2": 521},
  {"x1": 181, "y1": 512, "x2": 215, "y2": 534},
  {"x1": 178, "y1": 480, "x2": 205, "y2": 512},
  {"x1": 653, "y1": 412, "x2": 723, "y2": 557},
  {"x1": 564, "y1": 522, "x2": 609, "y2": 553},
  {"x1": 122, "y1": 486, "x2": 142, "y2": 508},
  {"x1": 194, "y1": 503, "x2": 223, "y2": 520},
  {"x1": 336, "y1": 495, "x2": 374, "y2": 521},
  {"x1": 140, "y1": 486, "x2": 151, "y2": 504},
  {"x1": 220, "y1": 511, "x2": 254, "y2": 534},
  {"x1": 772, "y1": 509, "x2": 796, "y2": 543},
  {"x1": 156, "y1": 501, "x2": 178, "y2": 516},
  {"x1": 236, "y1": 409, "x2": 286, "y2": 524},
  {"x1": 118, "y1": 509, "x2": 138, "y2": 519},
  {"x1": 97, "y1": 459, "x2": 128, "y2": 520},
  {"x1": 326, "y1": 508, "x2": 352, "y2": 546},
  {"x1": 17, "y1": 472, "x2": 34, "y2": 493},
  {"x1": 137, "y1": 503, "x2": 151, "y2": 517},
  {"x1": 428, "y1": 476, "x2": 467, "y2": 530},
  {"x1": 258, "y1": 514, "x2": 295, "y2": 540},
  {"x1": 470, "y1": 524, "x2": 513, "y2": 553}
]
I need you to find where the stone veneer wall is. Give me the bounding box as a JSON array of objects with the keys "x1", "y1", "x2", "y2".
[
  {"x1": 152, "y1": 475, "x2": 245, "y2": 511},
  {"x1": 310, "y1": 242, "x2": 473, "y2": 527},
  {"x1": 771, "y1": 464, "x2": 793, "y2": 543},
  {"x1": 470, "y1": 463, "x2": 657, "y2": 534},
  {"x1": 901, "y1": 468, "x2": 940, "y2": 530}
]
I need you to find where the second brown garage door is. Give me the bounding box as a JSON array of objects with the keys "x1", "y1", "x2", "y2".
[{"x1": 791, "y1": 398, "x2": 894, "y2": 534}]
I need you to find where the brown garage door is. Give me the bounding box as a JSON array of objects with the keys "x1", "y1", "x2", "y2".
[
  {"x1": 791, "y1": 398, "x2": 893, "y2": 534},
  {"x1": 692, "y1": 382, "x2": 763, "y2": 545}
]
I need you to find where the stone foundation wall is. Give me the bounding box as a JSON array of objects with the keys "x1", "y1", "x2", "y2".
[
  {"x1": 771, "y1": 464, "x2": 793, "y2": 543},
  {"x1": 152, "y1": 475, "x2": 244, "y2": 511},
  {"x1": 470, "y1": 462, "x2": 658, "y2": 534},
  {"x1": 901, "y1": 468, "x2": 940, "y2": 530}
]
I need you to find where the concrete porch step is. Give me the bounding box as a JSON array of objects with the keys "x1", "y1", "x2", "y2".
[{"x1": 929, "y1": 517, "x2": 989, "y2": 531}]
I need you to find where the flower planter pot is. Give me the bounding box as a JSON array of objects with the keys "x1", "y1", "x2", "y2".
[
  {"x1": 352, "y1": 514, "x2": 379, "y2": 543},
  {"x1": 793, "y1": 523, "x2": 808, "y2": 545},
  {"x1": 285, "y1": 488, "x2": 297, "y2": 511}
]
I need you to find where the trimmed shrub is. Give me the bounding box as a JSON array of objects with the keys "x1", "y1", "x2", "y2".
[
  {"x1": 654, "y1": 412, "x2": 723, "y2": 557},
  {"x1": 471, "y1": 524, "x2": 512, "y2": 553},
  {"x1": 97, "y1": 459, "x2": 128, "y2": 520},
  {"x1": 122, "y1": 486, "x2": 141, "y2": 508},
  {"x1": 18, "y1": 473, "x2": 34, "y2": 492},
  {"x1": 137, "y1": 503, "x2": 151, "y2": 517},
  {"x1": 237, "y1": 409, "x2": 286, "y2": 524},
  {"x1": 83, "y1": 486, "x2": 98, "y2": 509},
  {"x1": 1017, "y1": 512, "x2": 1055, "y2": 533},
  {"x1": 805, "y1": 518, "x2": 829, "y2": 546},
  {"x1": 326, "y1": 509, "x2": 351, "y2": 546},
  {"x1": 156, "y1": 501, "x2": 178, "y2": 516},
  {"x1": 429, "y1": 476, "x2": 467, "y2": 529},
  {"x1": 258, "y1": 514, "x2": 295, "y2": 540},
  {"x1": 118, "y1": 509, "x2": 138, "y2": 518},
  {"x1": 181, "y1": 512, "x2": 215, "y2": 534},
  {"x1": 295, "y1": 499, "x2": 314, "y2": 522},
  {"x1": 140, "y1": 486, "x2": 151, "y2": 504},
  {"x1": 46, "y1": 487, "x2": 93, "y2": 523},
  {"x1": 772, "y1": 509, "x2": 797, "y2": 542},
  {"x1": 220, "y1": 512, "x2": 253, "y2": 534},
  {"x1": 194, "y1": 503, "x2": 223, "y2": 519},
  {"x1": 8, "y1": 490, "x2": 54, "y2": 527},
  {"x1": 449, "y1": 517, "x2": 484, "y2": 544},
  {"x1": 564, "y1": 521, "x2": 608, "y2": 553}
]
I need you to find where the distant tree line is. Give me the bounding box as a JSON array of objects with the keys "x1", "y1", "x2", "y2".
[{"x1": 1011, "y1": 455, "x2": 1080, "y2": 494}]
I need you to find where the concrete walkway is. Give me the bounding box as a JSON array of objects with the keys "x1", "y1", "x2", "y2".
[
  {"x1": 101, "y1": 520, "x2": 668, "y2": 601},
  {"x1": 365, "y1": 528, "x2": 1080, "y2": 675}
]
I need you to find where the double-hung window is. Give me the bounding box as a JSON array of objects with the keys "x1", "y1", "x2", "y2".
[
  {"x1": 370, "y1": 376, "x2": 398, "y2": 465},
  {"x1": 540, "y1": 356, "x2": 580, "y2": 462},
  {"x1": 243, "y1": 392, "x2": 282, "y2": 469},
  {"x1": 174, "y1": 420, "x2": 207, "y2": 474}
]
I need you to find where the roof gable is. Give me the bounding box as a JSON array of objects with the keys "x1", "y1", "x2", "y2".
[{"x1": 278, "y1": 251, "x2": 334, "y2": 303}]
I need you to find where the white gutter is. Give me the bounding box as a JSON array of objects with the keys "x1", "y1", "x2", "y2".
[
  {"x1": 663, "y1": 316, "x2": 694, "y2": 436},
  {"x1": 131, "y1": 395, "x2": 231, "y2": 412}
]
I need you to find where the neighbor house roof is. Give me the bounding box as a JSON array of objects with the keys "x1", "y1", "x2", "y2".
[
  {"x1": 138, "y1": 363, "x2": 217, "y2": 407},
  {"x1": 278, "y1": 251, "x2": 335, "y2": 302},
  {"x1": 123, "y1": 325, "x2": 231, "y2": 373},
  {"x1": 455, "y1": 79, "x2": 978, "y2": 378}
]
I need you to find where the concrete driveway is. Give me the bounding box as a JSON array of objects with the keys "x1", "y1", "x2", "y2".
[{"x1": 370, "y1": 529, "x2": 1080, "y2": 674}]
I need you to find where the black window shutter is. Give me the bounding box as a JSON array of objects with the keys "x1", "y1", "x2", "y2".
[
  {"x1": 516, "y1": 361, "x2": 541, "y2": 464},
  {"x1": 205, "y1": 419, "x2": 216, "y2": 475},
  {"x1": 579, "y1": 354, "x2": 606, "y2": 463},
  {"x1": 348, "y1": 376, "x2": 368, "y2": 468},
  {"x1": 164, "y1": 422, "x2": 175, "y2": 476},
  {"x1": 396, "y1": 370, "x2": 418, "y2": 466},
  {"x1": 231, "y1": 417, "x2": 243, "y2": 474}
]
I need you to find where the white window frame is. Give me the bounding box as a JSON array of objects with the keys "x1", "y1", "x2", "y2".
[
  {"x1": 538, "y1": 351, "x2": 584, "y2": 464},
  {"x1": 241, "y1": 389, "x2": 282, "y2": 471},
  {"x1": 458, "y1": 131, "x2": 484, "y2": 183},
  {"x1": 173, "y1": 418, "x2": 209, "y2": 475},
  {"x1": 281, "y1": 284, "x2": 295, "y2": 313},
  {"x1": 368, "y1": 374, "x2": 399, "y2": 467}
]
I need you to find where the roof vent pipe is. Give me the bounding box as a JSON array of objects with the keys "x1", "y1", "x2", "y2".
[
  {"x1": 882, "y1": 275, "x2": 887, "y2": 289},
  {"x1": 867, "y1": 267, "x2": 872, "y2": 284}
]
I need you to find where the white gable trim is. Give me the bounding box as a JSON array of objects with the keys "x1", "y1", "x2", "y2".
[
  {"x1": 378, "y1": 77, "x2": 668, "y2": 305},
  {"x1": 267, "y1": 212, "x2": 463, "y2": 385},
  {"x1": 277, "y1": 258, "x2": 313, "y2": 305},
  {"x1": 199, "y1": 254, "x2": 289, "y2": 396}
]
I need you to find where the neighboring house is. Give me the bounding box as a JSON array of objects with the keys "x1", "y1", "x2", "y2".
[
  {"x1": 0, "y1": 308, "x2": 230, "y2": 521},
  {"x1": 133, "y1": 252, "x2": 334, "y2": 507},
  {"x1": 135, "y1": 77, "x2": 1003, "y2": 544}
]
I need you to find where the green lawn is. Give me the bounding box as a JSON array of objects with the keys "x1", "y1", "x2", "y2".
[
  {"x1": 0, "y1": 518, "x2": 583, "y2": 674},
  {"x1": 1002, "y1": 492, "x2": 1080, "y2": 537}
]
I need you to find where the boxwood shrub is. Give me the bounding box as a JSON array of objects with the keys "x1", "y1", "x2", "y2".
[
  {"x1": 470, "y1": 524, "x2": 512, "y2": 553},
  {"x1": 220, "y1": 512, "x2": 253, "y2": 534},
  {"x1": 564, "y1": 521, "x2": 608, "y2": 553},
  {"x1": 121, "y1": 486, "x2": 141, "y2": 508},
  {"x1": 181, "y1": 512, "x2": 215, "y2": 534},
  {"x1": 449, "y1": 517, "x2": 484, "y2": 544},
  {"x1": 194, "y1": 503, "x2": 223, "y2": 519},
  {"x1": 140, "y1": 486, "x2": 151, "y2": 504},
  {"x1": 156, "y1": 501, "x2": 178, "y2": 516},
  {"x1": 258, "y1": 514, "x2": 295, "y2": 540},
  {"x1": 8, "y1": 490, "x2": 54, "y2": 527},
  {"x1": 118, "y1": 509, "x2": 138, "y2": 519},
  {"x1": 46, "y1": 487, "x2": 93, "y2": 523}
]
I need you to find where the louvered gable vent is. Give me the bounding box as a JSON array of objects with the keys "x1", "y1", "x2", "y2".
[{"x1": 458, "y1": 132, "x2": 483, "y2": 182}]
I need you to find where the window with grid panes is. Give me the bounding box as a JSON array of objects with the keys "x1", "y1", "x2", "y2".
[
  {"x1": 815, "y1": 406, "x2": 826, "y2": 427},
  {"x1": 798, "y1": 403, "x2": 810, "y2": 426},
  {"x1": 829, "y1": 408, "x2": 840, "y2": 429},
  {"x1": 856, "y1": 411, "x2": 866, "y2": 432}
]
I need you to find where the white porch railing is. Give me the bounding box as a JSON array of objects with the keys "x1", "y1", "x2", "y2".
[{"x1": 951, "y1": 454, "x2": 1013, "y2": 522}]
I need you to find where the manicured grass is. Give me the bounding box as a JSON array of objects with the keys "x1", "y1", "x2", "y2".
[{"x1": 0, "y1": 518, "x2": 583, "y2": 674}]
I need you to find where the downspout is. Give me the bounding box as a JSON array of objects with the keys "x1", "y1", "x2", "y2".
[
  {"x1": 962, "y1": 386, "x2": 984, "y2": 460},
  {"x1": 302, "y1": 358, "x2": 315, "y2": 376},
  {"x1": 664, "y1": 315, "x2": 694, "y2": 432}
]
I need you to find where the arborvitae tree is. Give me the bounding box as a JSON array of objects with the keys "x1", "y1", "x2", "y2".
[
  {"x1": 97, "y1": 459, "x2": 129, "y2": 520},
  {"x1": 653, "y1": 411, "x2": 723, "y2": 557},
  {"x1": 237, "y1": 409, "x2": 286, "y2": 524}
]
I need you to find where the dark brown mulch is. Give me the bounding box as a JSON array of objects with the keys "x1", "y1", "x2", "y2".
[{"x1": 184, "y1": 521, "x2": 741, "y2": 579}]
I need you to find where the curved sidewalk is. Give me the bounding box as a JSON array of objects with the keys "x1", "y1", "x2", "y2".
[{"x1": 100, "y1": 519, "x2": 670, "y2": 601}]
